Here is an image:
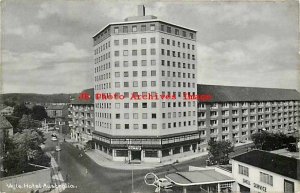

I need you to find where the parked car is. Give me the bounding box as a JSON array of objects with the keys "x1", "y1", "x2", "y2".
[
  {"x1": 154, "y1": 178, "x2": 173, "y2": 189},
  {"x1": 55, "y1": 145, "x2": 61, "y2": 151},
  {"x1": 51, "y1": 136, "x2": 58, "y2": 141}
]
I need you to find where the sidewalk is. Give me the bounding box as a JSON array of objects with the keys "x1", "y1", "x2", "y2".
[
  {"x1": 46, "y1": 152, "x2": 66, "y2": 193},
  {"x1": 85, "y1": 150, "x2": 208, "y2": 170}
]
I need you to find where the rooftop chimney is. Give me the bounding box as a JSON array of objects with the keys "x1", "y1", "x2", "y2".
[{"x1": 138, "y1": 5, "x2": 145, "y2": 16}]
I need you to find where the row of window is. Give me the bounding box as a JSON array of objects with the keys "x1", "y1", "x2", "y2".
[
  {"x1": 105, "y1": 70, "x2": 196, "y2": 79},
  {"x1": 112, "y1": 23, "x2": 195, "y2": 39},
  {"x1": 114, "y1": 49, "x2": 156, "y2": 56},
  {"x1": 161, "y1": 38, "x2": 195, "y2": 50},
  {"x1": 161, "y1": 49, "x2": 196, "y2": 60},
  {"x1": 238, "y1": 165, "x2": 273, "y2": 186},
  {"x1": 113, "y1": 24, "x2": 156, "y2": 34},
  {"x1": 94, "y1": 60, "x2": 197, "y2": 72},
  {"x1": 95, "y1": 101, "x2": 196, "y2": 110},
  {"x1": 94, "y1": 92, "x2": 197, "y2": 103},
  {"x1": 113, "y1": 121, "x2": 196, "y2": 130},
  {"x1": 114, "y1": 37, "x2": 156, "y2": 46},
  {"x1": 112, "y1": 81, "x2": 196, "y2": 88},
  {"x1": 96, "y1": 120, "x2": 196, "y2": 130},
  {"x1": 200, "y1": 101, "x2": 299, "y2": 108},
  {"x1": 198, "y1": 110, "x2": 298, "y2": 118},
  {"x1": 114, "y1": 111, "x2": 196, "y2": 119}
]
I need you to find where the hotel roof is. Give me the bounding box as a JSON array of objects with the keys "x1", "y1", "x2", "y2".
[
  {"x1": 232, "y1": 150, "x2": 300, "y2": 180},
  {"x1": 166, "y1": 169, "x2": 234, "y2": 186},
  {"x1": 93, "y1": 19, "x2": 197, "y2": 38},
  {"x1": 197, "y1": 84, "x2": 300, "y2": 102}
]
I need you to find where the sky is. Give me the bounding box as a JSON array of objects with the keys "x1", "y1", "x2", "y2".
[{"x1": 1, "y1": 0, "x2": 299, "y2": 94}]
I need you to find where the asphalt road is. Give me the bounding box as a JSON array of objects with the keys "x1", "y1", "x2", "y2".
[
  {"x1": 42, "y1": 131, "x2": 252, "y2": 193},
  {"x1": 58, "y1": 142, "x2": 208, "y2": 193}
]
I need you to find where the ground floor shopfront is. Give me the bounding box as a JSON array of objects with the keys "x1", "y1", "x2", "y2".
[{"x1": 92, "y1": 130, "x2": 203, "y2": 163}]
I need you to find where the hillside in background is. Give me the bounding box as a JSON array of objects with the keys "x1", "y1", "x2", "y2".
[{"x1": 0, "y1": 93, "x2": 78, "y2": 104}]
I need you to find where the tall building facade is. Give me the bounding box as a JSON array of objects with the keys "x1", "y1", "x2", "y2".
[
  {"x1": 92, "y1": 6, "x2": 199, "y2": 162},
  {"x1": 197, "y1": 85, "x2": 300, "y2": 152}
]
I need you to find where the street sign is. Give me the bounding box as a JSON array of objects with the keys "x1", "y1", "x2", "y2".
[
  {"x1": 128, "y1": 145, "x2": 141, "y2": 150},
  {"x1": 144, "y1": 172, "x2": 159, "y2": 186}
]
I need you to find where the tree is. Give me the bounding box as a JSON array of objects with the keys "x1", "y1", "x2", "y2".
[
  {"x1": 31, "y1": 105, "x2": 48, "y2": 121},
  {"x1": 251, "y1": 131, "x2": 296, "y2": 151},
  {"x1": 3, "y1": 100, "x2": 16, "y2": 107},
  {"x1": 251, "y1": 131, "x2": 268, "y2": 150},
  {"x1": 3, "y1": 129, "x2": 50, "y2": 176},
  {"x1": 12, "y1": 104, "x2": 31, "y2": 118},
  {"x1": 18, "y1": 114, "x2": 41, "y2": 132},
  {"x1": 5, "y1": 115, "x2": 20, "y2": 133},
  {"x1": 207, "y1": 140, "x2": 234, "y2": 165}
]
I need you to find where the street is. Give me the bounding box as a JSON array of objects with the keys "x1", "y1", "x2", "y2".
[{"x1": 43, "y1": 131, "x2": 251, "y2": 193}]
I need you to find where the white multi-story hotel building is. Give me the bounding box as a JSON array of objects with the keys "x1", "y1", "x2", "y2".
[{"x1": 92, "y1": 5, "x2": 199, "y2": 162}]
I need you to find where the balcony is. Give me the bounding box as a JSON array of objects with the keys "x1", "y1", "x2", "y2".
[
  {"x1": 258, "y1": 103, "x2": 264, "y2": 107},
  {"x1": 232, "y1": 121, "x2": 239, "y2": 125},
  {"x1": 210, "y1": 115, "x2": 218, "y2": 119},
  {"x1": 272, "y1": 103, "x2": 277, "y2": 107},
  {"x1": 241, "y1": 127, "x2": 248, "y2": 131},
  {"x1": 210, "y1": 104, "x2": 218, "y2": 109},
  {"x1": 199, "y1": 125, "x2": 206, "y2": 129},
  {"x1": 198, "y1": 116, "x2": 206, "y2": 120},
  {"x1": 232, "y1": 113, "x2": 239, "y2": 117}
]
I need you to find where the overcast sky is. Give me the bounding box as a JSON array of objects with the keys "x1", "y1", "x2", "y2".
[{"x1": 2, "y1": 0, "x2": 299, "y2": 94}]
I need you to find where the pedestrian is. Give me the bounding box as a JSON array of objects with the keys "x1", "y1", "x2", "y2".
[{"x1": 85, "y1": 168, "x2": 88, "y2": 174}]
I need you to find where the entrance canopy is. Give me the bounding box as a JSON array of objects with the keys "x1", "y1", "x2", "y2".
[{"x1": 166, "y1": 169, "x2": 235, "y2": 186}]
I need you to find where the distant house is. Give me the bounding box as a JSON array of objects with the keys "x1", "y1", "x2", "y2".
[
  {"x1": 0, "y1": 115, "x2": 13, "y2": 177},
  {"x1": 45, "y1": 104, "x2": 68, "y2": 126},
  {"x1": 0, "y1": 106, "x2": 14, "y2": 116}
]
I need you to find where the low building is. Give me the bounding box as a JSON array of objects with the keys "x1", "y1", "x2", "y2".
[
  {"x1": 197, "y1": 85, "x2": 300, "y2": 152},
  {"x1": 0, "y1": 106, "x2": 14, "y2": 116},
  {"x1": 166, "y1": 166, "x2": 236, "y2": 193},
  {"x1": 0, "y1": 115, "x2": 13, "y2": 177},
  {"x1": 232, "y1": 150, "x2": 300, "y2": 193},
  {"x1": 69, "y1": 88, "x2": 94, "y2": 146}
]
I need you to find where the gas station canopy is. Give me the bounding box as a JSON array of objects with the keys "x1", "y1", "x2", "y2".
[{"x1": 166, "y1": 169, "x2": 235, "y2": 186}]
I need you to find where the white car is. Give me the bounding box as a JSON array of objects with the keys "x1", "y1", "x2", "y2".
[
  {"x1": 51, "y1": 136, "x2": 58, "y2": 141},
  {"x1": 154, "y1": 178, "x2": 173, "y2": 189},
  {"x1": 55, "y1": 145, "x2": 61, "y2": 151}
]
